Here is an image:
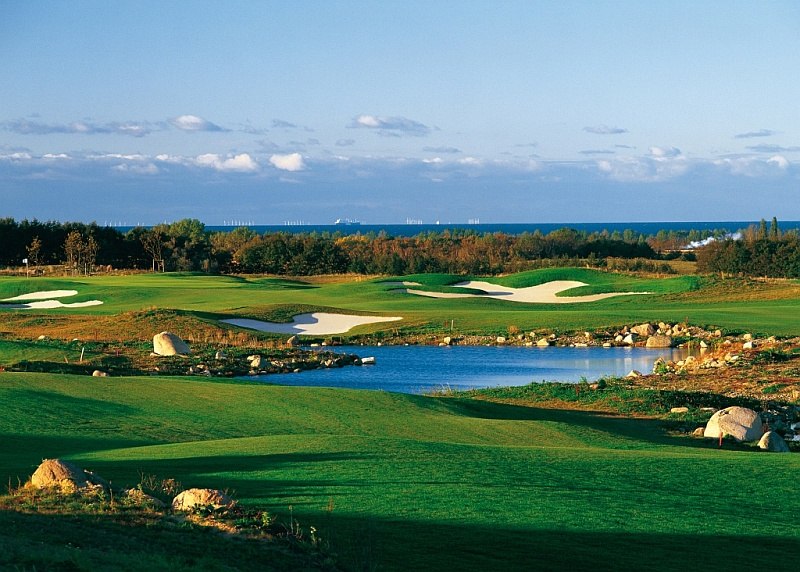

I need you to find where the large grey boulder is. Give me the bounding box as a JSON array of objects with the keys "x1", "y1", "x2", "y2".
[
  {"x1": 30, "y1": 459, "x2": 108, "y2": 492},
  {"x1": 646, "y1": 335, "x2": 673, "y2": 348},
  {"x1": 704, "y1": 406, "x2": 763, "y2": 442},
  {"x1": 172, "y1": 488, "x2": 236, "y2": 511},
  {"x1": 758, "y1": 431, "x2": 790, "y2": 453},
  {"x1": 153, "y1": 331, "x2": 190, "y2": 356}
]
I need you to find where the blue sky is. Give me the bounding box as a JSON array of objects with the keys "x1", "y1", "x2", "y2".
[{"x1": 1, "y1": 1, "x2": 799, "y2": 225}]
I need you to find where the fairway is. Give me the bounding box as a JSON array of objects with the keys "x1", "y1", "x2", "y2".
[
  {"x1": 1, "y1": 373, "x2": 798, "y2": 570},
  {"x1": 1, "y1": 269, "x2": 799, "y2": 337}
]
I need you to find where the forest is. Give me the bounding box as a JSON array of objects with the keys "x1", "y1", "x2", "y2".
[{"x1": 1, "y1": 217, "x2": 797, "y2": 278}]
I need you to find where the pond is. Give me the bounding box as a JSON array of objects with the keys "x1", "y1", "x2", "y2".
[{"x1": 254, "y1": 345, "x2": 691, "y2": 394}]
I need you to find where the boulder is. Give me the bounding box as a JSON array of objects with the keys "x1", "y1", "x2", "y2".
[
  {"x1": 30, "y1": 459, "x2": 108, "y2": 492},
  {"x1": 248, "y1": 355, "x2": 263, "y2": 369},
  {"x1": 92, "y1": 370, "x2": 108, "y2": 377},
  {"x1": 286, "y1": 335, "x2": 299, "y2": 347},
  {"x1": 623, "y1": 334, "x2": 636, "y2": 345},
  {"x1": 692, "y1": 427, "x2": 705, "y2": 437},
  {"x1": 171, "y1": 488, "x2": 236, "y2": 511},
  {"x1": 758, "y1": 431, "x2": 790, "y2": 453},
  {"x1": 742, "y1": 341, "x2": 754, "y2": 350},
  {"x1": 646, "y1": 335, "x2": 673, "y2": 348},
  {"x1": 152, "y1": 332, "x2": 190, "y2": 356},
  {"x1": 442, "y1": 336, "x2": 452, "y2": 345},
  {"x1": 536, "y1": 338, "x2": 550, "y2": 347},
  {"x1": 631, "y1": 323, "x2": 655, "y2": 337},
  {"x1": 704, "y1": 406, "x2": 763, "y2": 442}
]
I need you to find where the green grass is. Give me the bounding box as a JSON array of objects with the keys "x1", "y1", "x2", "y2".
[
  {"x1": 1, "y1": 373, "x2": 798, "y2": 570},
  {"x1": 1, "y1": 269, "x2": 799, "y2": 336}
]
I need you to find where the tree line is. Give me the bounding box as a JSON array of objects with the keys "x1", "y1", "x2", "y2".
[
  {"x1": 3, "y1": 216, "x2": 795, "y2": 277},
  {"x1": 696, "y1": 218, "x2": 800, "y2": 278}
]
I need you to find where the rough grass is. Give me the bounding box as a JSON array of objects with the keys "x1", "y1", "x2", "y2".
[{"x1": 1, "y1": 372, "x2": 798, "y2": 570}]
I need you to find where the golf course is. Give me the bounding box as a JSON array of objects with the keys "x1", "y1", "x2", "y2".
[{"x1": 1, "y1": 268, "x2": 799, "y2": 570}]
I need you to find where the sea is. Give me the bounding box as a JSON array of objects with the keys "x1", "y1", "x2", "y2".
[{"x1": 200, "y1": 220, "x2": 800, "y2": 237}]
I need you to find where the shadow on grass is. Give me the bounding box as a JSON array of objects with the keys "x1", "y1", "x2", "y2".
[
  {"x1": 411, "y1": 394, "x2": 736, "y2": 450},
  {"x1": 2, "y1": 507, "x2": 797, "y2": 571}
]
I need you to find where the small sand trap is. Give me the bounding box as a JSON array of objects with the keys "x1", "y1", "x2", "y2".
[
  {"x1": 2, "y1": 290, "x2": 103, "y2": 309},
  {"x1": 406, "y1": 280, "x2": 649, "y2": 304},
  {"x1": 222, "y1": 313, "x2": 402, "y2": 335},
  {"x1": 3, "y1": 299, "x2": 104, "y2": 309},
  {"x1": 2, "y1": 290, "x2": 79, "y2": 301},
  {"x1": 381, "y1": 281, "x2": 422, "y2": 287}
]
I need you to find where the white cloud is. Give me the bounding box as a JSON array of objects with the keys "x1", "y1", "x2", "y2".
[
  {"x1": 349, "y1": 114, "x2": 431, "y2": 136},
  {"x1": 269, "y1": 153, "x2": 305, "y2": 172},
  {"x1": 648, "y1": 146, "x2": 681, "y2": 158},
  {"x1": 170, "y1": 115, "x2": 225, "y2": 132},
  {"x1": 195, "y1": 153, "x2": 259, "y2": 172},
  {"x1": 767, "y1": 155, "x2": 789, "y2": 169},
  {"x1": 734, "y1": 129, "x2": 776, "y2": 139}
]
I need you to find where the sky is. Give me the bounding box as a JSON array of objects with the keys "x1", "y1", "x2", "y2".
[{"x1": 1, "y1": 0, "x2": 799, "y2": 225}]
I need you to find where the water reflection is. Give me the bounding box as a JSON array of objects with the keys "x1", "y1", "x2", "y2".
[{"x1": 254, "y1": 345, "x2": 690, "y2": 394}]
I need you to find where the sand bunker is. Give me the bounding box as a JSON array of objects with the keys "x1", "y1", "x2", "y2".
[
  {"x1": 2, "y1": 290, "x2": 103, "y2": 309},
  {"x1": 406, "y1": 280, "x2": 649, "y2": 304},
  {"x1": 2, "y1": 290, "x2": 79, "y2": 301},
  {"x1": 222, "y1": 313, "x2": 402, "y2": 335}
]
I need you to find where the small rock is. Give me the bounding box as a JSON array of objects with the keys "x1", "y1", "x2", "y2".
[
  {"x1": 699, "y1": 341, "x2": 708, "y2": 348},
  {"x1": 646, "y1": 335, "x2": 673, "y2": 348},
  {"x1": 172, "y1": 488, "x2": 236, "y2": 511},
  {"x1": 443, "y1": 336, "x2": 452, "y2": 345},
  {"x1": 496, "y1": 336, "x2": 506, "y2": 344},
  {"x1": 626, "y1": 370, "x2": 643, "y2": 378},
  {"x1": 623, "y1": 334, "x2": 636, "y2": 345},
  {"x1": 758, "y1": 431, "x2": 790, "y2": 453},
  {"x1": 214, "y1": 351, "x2": 227, "y2": 360},
  {"x1": 742, "y1": 341, "x2": 754, "y2": 350},
  {"x1": 631, "y1": 323, "x2": 655, "y2": 337},
  {"x1": 286, "y1": 335, "x2": 299, "y2": 347},
  {"x1": 91, "y1": 370, "x2": 108, "y2": 377},
  {"x1": 742, "y1": 333, "x2": 752, "y2": 341},
  {"x1": 692, "y1": 427, "x2": 705, "y2": 437},
  {"x1": 670, "y1": 407, "x2": 689, "y2": 414},
  {"x1": 602, "y1": 342, "x2": 612, "y2": 348},
  {"x1": 536, "y1": 338, "x2": 550, "y2": 347},
  {"x1": 248, "y1": 355, "x2": 263, "y2": 369}
]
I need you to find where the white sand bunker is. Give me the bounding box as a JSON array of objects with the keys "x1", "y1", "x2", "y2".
[
  {"x1": 406, "y1": 280, "x2": 649, "y2": 304},
  {"x1": 2, "y1": 290, "x2": 79, "y2": 301},
  {"x1": 222, "y1": 313, "x2": 402, "y2": 335},
  {"x1": 2, "y1": 290, "x2": 103, "y2": 309}
]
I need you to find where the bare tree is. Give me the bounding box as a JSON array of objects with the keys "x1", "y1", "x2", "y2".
[
  {"x1": 83, "y1": 235, "x2": 99, "y2": 275},
  {"x1": 26, "y1": 236, "x2": 42, "y2": 273},
  {"x1": 140, "y1": 229, "x2": 165, "y2": 272},
  {"x1": 64, "y1": 231, "x2": 84, "y2": 276}
]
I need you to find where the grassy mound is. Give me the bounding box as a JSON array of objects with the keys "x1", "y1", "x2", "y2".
[{"x1": 1, "y1": 372, "x2": 798, "y2": 570}]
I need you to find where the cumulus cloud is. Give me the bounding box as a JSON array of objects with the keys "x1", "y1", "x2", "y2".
[
  {"x1": 649, "y1": 146, "x2": 682, "y2": 158},
  {"x1": 583, "y1": 125, "x2": 628, "y2": 135},
  {"x1": 170, "y1": 115, "x2": 226, "y2": 132},
  {"x1": 746, "y1": 144, "x2": 800, "y2": 153},
  {"x1": 113, "y1": 162, "x2": 160, "y2": 175},
  {"x1": 597, "y1": 149, "x2": 688, "y2": 182},
  {"x1": 269, "y1": 152, "x2": 305, "y2": 171},
  {"x1": 713, "y1": 155, "x2": 792, "y2": 177},
  {"x1": 735, "y1": 129, "x2": 776, "y2": 139},
  {"x1": 349, "y1": 114, "x2": 431, "y2": 136},
  {"x1": 2, "y1": 118, "x2": 156, "y2": 137},
  {"x1": 195, "y1": 153, "x2": 258, "y2": 172}
]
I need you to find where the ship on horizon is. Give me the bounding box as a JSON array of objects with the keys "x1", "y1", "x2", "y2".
[{"x1": 334, "y1": 218, "x2": 362, "y2": 226}]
